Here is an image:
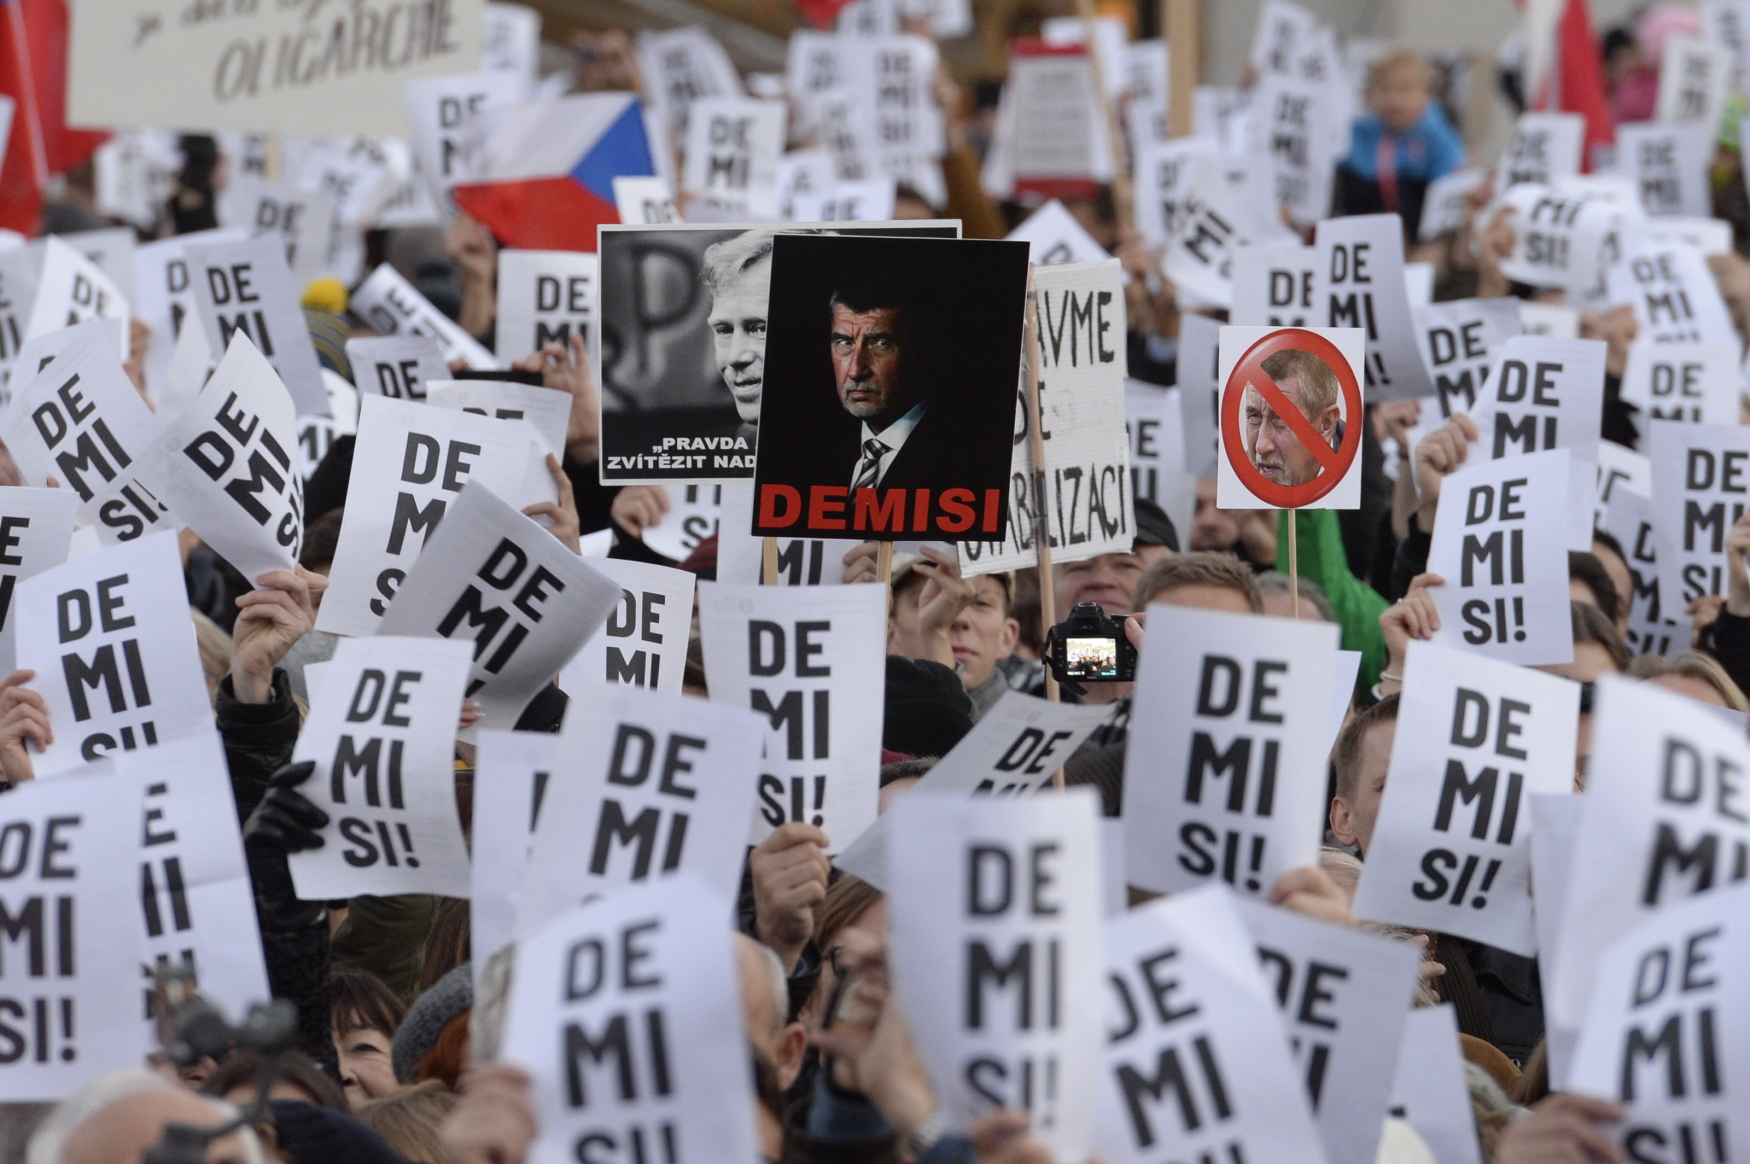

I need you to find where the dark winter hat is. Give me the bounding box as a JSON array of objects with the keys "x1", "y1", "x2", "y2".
[
  {"x1": 883, "y1": 656, "x2": 973, "y2": 758},
  {"x1": 1133, "y1": 497, "x2": 1180, "y2": 552},
  {"x1": 391, "y1": 964, "x2": 472, "y2": 1084},
  {"x1": 268, "y1": 1099, "x2": 406, "y2": 1164}
]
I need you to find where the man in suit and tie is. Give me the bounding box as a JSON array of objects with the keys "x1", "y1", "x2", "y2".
[{"x1": 830, "y1": 284, "x2": 939, "y2": 493}]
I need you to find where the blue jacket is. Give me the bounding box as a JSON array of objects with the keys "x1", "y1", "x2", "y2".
[{"x1": 1341, "y1": 103, "x2": 1465, "y2": 184}]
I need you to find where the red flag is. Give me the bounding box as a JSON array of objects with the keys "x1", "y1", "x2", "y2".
[
  {"x1": 1553, "y1": 0, "x2": 1614, "y2": 166},
  {"x1": 0, "y1": 0, "x2": 108, "y2": 236}
]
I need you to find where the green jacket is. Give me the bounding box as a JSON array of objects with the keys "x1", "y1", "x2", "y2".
[{"x1": 1276, "y1": 508, "x2": 1388, "y2": 691}]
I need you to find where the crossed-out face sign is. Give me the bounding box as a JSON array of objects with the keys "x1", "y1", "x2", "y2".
[{"x1": 1215, "y1": 326, "x2": 1366, "y2": 510}]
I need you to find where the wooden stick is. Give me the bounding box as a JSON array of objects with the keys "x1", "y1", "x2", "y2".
[
  {"x1": 1287, "y1": 511, "x2": 1300, "y2": 620},
  {"x1": 761, "y1": 536, "x2": 778, "y2": 585},
  {"x1": 1165, "y1": 0, "x2": 1198, "y2": 140},
  {"x1": 1023, "y1": 266, "x2": 1063, "y2": 730},
  {"x1": 875, "y1": 541, "x2": 894, "y2": 584},
  {"x1": 1074, "y1": 0, "x2": 1133, "y2": 232}
]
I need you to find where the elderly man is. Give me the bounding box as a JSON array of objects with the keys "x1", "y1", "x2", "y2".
[
  {"x1": 701, "y1": 228, "x2": 780, "y2": 442},
  {"x1": 1244, "y1": 348, "x2": 1342, "y2": 488}
]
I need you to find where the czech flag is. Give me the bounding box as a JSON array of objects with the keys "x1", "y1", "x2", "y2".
[
  {"x1": 451, "y1": 93, "x2": 656, "y2": 253},
  {"x1": 0, "y1": 0, "x2": 109, "y2": 235}
]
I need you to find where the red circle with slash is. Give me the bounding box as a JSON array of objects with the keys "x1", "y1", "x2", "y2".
[{"x1": 1220, "y1": 328, "x2": 1364, "y2": 508}]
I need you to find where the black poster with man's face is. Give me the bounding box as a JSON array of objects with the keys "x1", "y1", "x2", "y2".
[
  {"x1": 751, "y1": 234, "x2": 1030, "y2": 540},
  {"x1": 595, "y1": 221, "x2": 959, "y2": 484}
]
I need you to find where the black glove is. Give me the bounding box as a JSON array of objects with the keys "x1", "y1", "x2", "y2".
[{"x1": 242, "y1": 760, "x2": 328, "y2": 933}]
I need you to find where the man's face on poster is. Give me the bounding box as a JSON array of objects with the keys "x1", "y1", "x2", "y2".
[
  {"x1": 708, "y1": 255, "x2": 771, "y2": 424},
  {"x1": 832, "y1": 303, "x2": 911, "y2": 425},
  {"x1": 1244, "y1": 370, "x2": 1340, "y2": 488}
]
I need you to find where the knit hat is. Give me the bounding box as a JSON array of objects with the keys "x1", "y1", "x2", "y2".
[
  {"x1": 391, "y1": 964, "x2": 472, "y2": 1084},
  {"x1": 883, "y1": 656, "x2": 973, "y2": 758},
  {"x1": 268, "y1": 1099, "x2": 406, "y2": 1164},
  {"x1": 1133, "y1": 497, "x2": 1180, "y2": 552}
]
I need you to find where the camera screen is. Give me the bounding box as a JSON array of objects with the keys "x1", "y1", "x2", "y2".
[{"x1": 1064, "y1": 635, "x2": 1120, "y2": 679}]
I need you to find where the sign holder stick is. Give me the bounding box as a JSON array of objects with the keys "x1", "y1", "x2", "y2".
[
  {"x1": 1023, "y1": 267, "x2": 1065, "y2": 745},
  {"x1": 1076, "y1": 0, "x2": 1133, "y2": 229},
  {"x1": 1287, "y1": 510, "x2": 1299, "y2": 619},
  {"x1": 761, "y1": 537, "x2": 778, "y2": 584},
  {"x1": 1165, "y1": 0, "x2": 1199, "y2": 139},
  {"x1": 875, "y1": 541, "x2": 893, "y2": 583}
]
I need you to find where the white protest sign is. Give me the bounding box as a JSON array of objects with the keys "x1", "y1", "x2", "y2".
[
  {"x1": 1124, "y1": 383, "x2": 1197, "y2": 545},
  {"x1": 1608, "y1": 241, "x2": 1739, "y2": 350},
  {"x1": 426, "y1": 379, "x2": 570, "y2": 461},
  {"x1": 0, "y1": 245, "x2": 41, "y2": 387},
  {"x1": 132, "y1": 228, "x2": 250, "y2": 404},
  {"x1": 8, "y1": 318, "x2": 127, "y2": 417},
  {"x1": 1353, "y1": 641, "x2": 1577, "y2": 953},
  {"x1": 774, "y1": 153, "x2": 834, "y2": 221},
  {"x1": 1496, "y1": 184, "x2": 1637, "y2": 301},
  {"x1": 842, "y1": 37, "x2": 945, "y2": 203},
  {"x1": 0, "y1": 489, "x2": 77, "y2": 676},
  {"x1": 317, "y1": 395, "x2": 546, "y2": 637},
  {"x1": 1619, "y1": 340, "x2": 1740, "y2": 426},
  {"x1": 111, "y1": 733, "x2": 268, "y2": 1027},
  {"x1": 469, "y1": 728, "x2": 555, "y2": 980},
  {"x1": 681, "y1": 97, "x2": 784, "y2": 221},
  {"x1": 23, "y1": 239, "x2": 129, "y2": 346},
  {"x1": 1603, "y1": 489, "x2": 1684, "y2": 657},
  {"x1": 482, "y1": 3, "x2": 541, "y2": 82},
  {"x1": 215, "y1": 178, "x2": 341, "y2": 291},
  {"x1": 958, "y1": 260, "x2": 1131, "y2": 576},
  {"x1": 135, "y1": 335, "x2": 304, "y2": 583},
  {"x1": 496, "y1": 251, "x2": 597, "y2": 365},
  {"x1": 1648, "y1": 421, "x2": 1750, "y2": 609},
  {"x1": 562, "y1": 559, "x2": 696, "y2": 696},
  {"x1": 1412, "y1": 298, "x2": 1523, "y2": 420},
  {"x1": 1311, "y1": 214, "x2": 1432, "y2": 402},
  {"x1": 351, "y1": 263, "x2": 498, "y2": 370},
  {"x1": 1132, "y1": 139, "x2": 1208, "y2": 250},
  {"x1": 1475, "y1": 333, "x2": 1605, "y2": 548},
  {"x1": 1386, "y1": 1006, "x2": 1483, "y2": 1164},
  {"x1": 516, "y1": 686, "x2": 764, "y2": 936},
  {"x1": 1519, "y1": 301, "x2": 1581, "y2": 338},
  {"x1": 1425, "y1": 448, "x2": 1574, "y2": 666},
  {"x1": 612, "y1": 176, "x2": 680, "y2": 225},
  {"x1": 1499, "y1": 113, "x2": 1585, "y2": 188},
  {"x1": 1527, "y1": 792, "x2": 1583, "y2": 1086},
  {"x1": 834, "y1": 691, "x2": 1114, "y2": 889},
  {"x1": 1657, "y1": 34, "x2": 1731, "y2": 132},
  {"x1": 1214, "y1": 325, "x2": 1366, "y2": 511},
  {"x1": 345, "y1": 335, "x2": 449, "y2": 403},
  {"x1": 403, "y1": 71, "x2": 525, "y2": 196},
  {"x1": 1097, "y1": 885, "x2": 1327, "y2": 1164},
  {"x1": 297, "y1": 369, "x2": 359, "y2": 480},
  {"x1": 1231, "y1": 243, "x2": 1315, "y2": 328},
  {"x1": 88, "y1": 474, "x2": 178, "y2": 551},
  {"x1": 1123, "y1": 607, "x2": 1340, "y2": 896},
  {"x1": 1615, "y1": 123, "x2": 1712, "y2": 218},
  {"x1": 636, "y1": 26, "x2": 742, "y2": 133},
  {"x1": 377, "y1": 482, "x2": 620, "y2": 730},
  {"x1": 1006, "y1": 201, "x2": 1110, "y2": 266},
  {"x1": 501, "y1": 876, "x2": 759, "y2": 1164},
  {"x1": 888, "y1": 790, "x2": 1104, "y2": 1157},
  {"x1": 1162, "y1": 155, "x2": 1283, "y2": 309},
  {"x1": 713, "y1": 481, "x2": 859, "y2": 585},
  {"x1": 640, "y1": 483, "x2": 720, "y2": 563},
  {"x1": 288, "y1": 636, "x2": 473, "y2": 899},
  {"x1": 1567, "y1": 886, "x2": 1750, "y2": 1158},
  {"x1": 15, "y1": 533, "x2": 211, "y2": 777},
  {"x1": 1235, "y1": 897, "x2": 1421, "y2": 1164},
  {"x1": 1251, "y1": 0, "x2": 1320, "y2": 76},
  {"x1": 184, "y1": 234, "x2": 329, "y2": 418},
  {"x1": 1549, "y1": 676, "x2": 1750, "y2": 1047},
  {"x1": 790, "y1": 179, "x2": 898, "y2": 223},
  {"x1": 1418, "y1": 169, "x2": 1487, "y2": 241},
  {"x1": 697, "y1": 582, "x2": 885, "y2": 854},
  {"x1": 0, "y1": 771, "x2": 145, "y2": 1100},
  {"x1": 1252, "y1": 57, "x2": 1341, "y2": 229},
  {"x1": 1177, "y1": 314, "x2": 1222, "y2": 479},
  {"x1": 1709, "y1": 0, "x2": 1750, "y2": 92}
]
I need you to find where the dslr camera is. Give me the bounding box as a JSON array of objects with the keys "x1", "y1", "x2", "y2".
[{"x1": 1043, "y1": 602, "x2": 1137, "y2": 694}]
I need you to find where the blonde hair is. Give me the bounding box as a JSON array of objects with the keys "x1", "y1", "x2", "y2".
[
  {"x1": 190, "y1": 608, "x2": 233, "y2": 705},
  {"x1": 1134, "y1": 552, "x2": 1265, "y2": 613},
  {"x1": 1628, "y1": 651, "x2": 1750, "y2": 713},
  {"x1": 1367, "y1": 49, "x2": 1433, "y2": 90},
  {"x1": 354, "y1": 1081, "x2": 458, "y2": 1164}
]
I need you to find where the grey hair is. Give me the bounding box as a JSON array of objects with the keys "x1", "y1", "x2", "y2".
[
  {"x1": 1257, "y1": 571, "x2": 1336, "y2": 622},
  {"x1": 27, "y1": 1069, "x2": 263, "y2": 1164},
  {"x1": 735, "y1": 934, "x2": 789, "y2": 1033}
]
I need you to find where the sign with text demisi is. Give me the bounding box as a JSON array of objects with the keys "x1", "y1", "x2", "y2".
[
  {"x1": 500, "y1": 876, "x2": 758, "y2": 1164},
  {"x1": 0, "y1": 489, "x2": 76, "y2": 676},
  {"x1": 317, "y1": 395, "x2": 542, "y2": 637},
  {"x1": 697, "y1": 582, "x2": 885, "y2": 855},
  {"x1": 1649, "y1": 421, "x2": 1750, "y2": 608},
  {"x1": 563, "y1": 559, "x2": 697, "y2": 695},
  {"x1": 0, "y1": 772, "x2": 145, "y2": 1100},
  {"x1": 1124, "y1": 607, "x2": 1338, "y2": 897},
  {"x1": 346, "y1": 335, "x2": 449, "y2": 403},
  {"x1": 496, "y1": 251, "x2": 597, "y2": 366},
  {"x1": 185, "y1": 235, "x2": 330, "y2": 418},
  {"x1": 288, "y1": 636, "x2": 474, "y2": 900},
  {"x1": 888, "y1": 791, "x2": 1105, "y2": 1159},
  {"x1": 1353, "y1": 641, "x2": 1577, "y2": 955},
  {"x1": 16, "y1": 533, "x2": 213, "y2": 777}
]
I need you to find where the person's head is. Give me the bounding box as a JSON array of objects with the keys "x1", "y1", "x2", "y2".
[
  {"x1": 392, "y1": 965, "x2": 473, "y2": 1088},
  {"x1": 1589, "y1": 529, "x2": 1633, "y2": 630},
  {"x1": 948, "y1": 573, "x2": 1019, "y2": 692},
  {"x1": 702, "y1": 229, "x2": 779, "y2": 425},
  {"x1": 1543, "y1": 601, "x2": 1629, "y2": 684},
  {"x1": 830, "y1": 283, "x2": 916, "y2": 429},
  {"x1": 1365, "y1": 49, "x2": 1434, "y2": 131},
  {"x1": 201, "y1": 1049, "x2": 348, "y2": 1112},
  {"x1": 29, "y1": 1069, "x2": 264, "y2": 1164},
  {"x1": 352, "y1": 1080, "x2": 457, "y2": 1164},
  {"x1": 1054, "y1": 550, "x2": 1147, "y2": 620},
  {"x1": 1257, "y1": 571, "x2": 1335, "y2": 621},
  {"x1": 1629, "y1": 651, "x2": 1750, "y2": 712},
  {"x1": 1133, "y1": 552, "x2": 1265, "y2": 615},
  {"x1": 878, "y1": 756, "x2": 936, "y2": 813},
  {"x1": 804, "y1": 876, "x2": 886, "y2": 1033},
  {"x1": 1330, "y1": 694, "x2": 1399, "y2": 855},
  {"x1": 734, "y1": 935, "x2": 807, "y2": 1120},
  {"x1": 299, "y1": 507, "x2": 344, "y2": 578},
  {"x1": 330, "y1": 970, "x2": 407, "y2": 1106},
  {"x1": 1190, "y1": 479, "x2": 1239, "y2": 553},
  {"x1": 1245, "y1": 349, "x2": 1341, "y2": 489},
  {"x1": 1132, "y1": 497, "x2": 1180, "y2": 567},
  {"x1": 892, "y1": 184, "x2": 940, "y2": 219},
  {"x1": 1568, "y1": 551, "x2": 1623, "y2": 631}
]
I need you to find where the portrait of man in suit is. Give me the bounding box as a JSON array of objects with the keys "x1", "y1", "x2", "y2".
[{"x1": 830, "y1": 282, "x2": 928, "y2": 491}]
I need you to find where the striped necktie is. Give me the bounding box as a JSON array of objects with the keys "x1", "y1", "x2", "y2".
[{"x1": 852, "y1": 437, "x2": 886, "y2": 491}]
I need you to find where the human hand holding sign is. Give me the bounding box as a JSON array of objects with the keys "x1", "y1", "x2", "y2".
[
  {"x1": 0, "y1": 669, "x2": 48, "y2": 785},
  {"x1": 515, "y1": 334, "x2": 600, "y2": 464},
  {"x1": 1379, "y1": 572, "x2": 1444, "y2": 696},
  {"x1": 231, "y1": 567, "x2": 326, "y2": 704},
  {"x1": 442, "y1": 1063, "x2": 538, "y2": 1164},
  {"x1": 750, "y1": 821, "x2": 830, "y2": 972},
  {"x1": 1413, "y1": 413, "x2": 1478, "y2": 534}
]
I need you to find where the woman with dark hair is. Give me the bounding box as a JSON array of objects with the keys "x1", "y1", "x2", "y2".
[{"x1": 331, "y1": 970, "x2": 408, "y2": 1106}]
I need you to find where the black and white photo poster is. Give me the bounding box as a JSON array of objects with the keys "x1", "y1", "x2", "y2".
[
  {"x1": 184, "y1": 234, "x2": 329, "y2": 418},
  {"x1": 317, "y1": 395, "x2": 546, "y2": 637},
  {"x1": 1123, "y1": 606, "x2": 1339, "y2": 896},
  {"x1": 1649, "y1": 421, "x2": 1750, "y2": 610},
  {"x1": 595, "y1": 221, "x2": 958, "y2": 485},
  {"x1": 562, "y1": 558, "x2": 697, "y2": 696},
  {"x1": 697, "y1": 581, "x2": 885, "y2": 854},
  {"x1": 514, "y1": 685, "x2": 765, "y2": 936},
  {"x1": 1425, "y1": 447, "x2": 1574, "y2": 666},
  {"x1": 0, "y1": 770, "x2": 146, "y2": 1100},
  {"x1": 345, "y1": 335, "x2": 449, "y2": 403},
  {"x1": 15, "y1": 532, "x2": 212, "y2": 776},
  {"x1": 1096, "y1": 885, "x2": 1326, "y2": 1164},
  {"x1": 135, "y1": 334, "x2": 304, "y2": 583},
  {"x1": 887, "y1": 790, "x2": 1104, "y2": 1159},
  {"x1": 1352, "y1": 640, "x2": 1577, "y2": 954},
  {"x1": 377, "y1": 482, "x2": 621, "y2": 730},
  {"x1": 0, "y1": 488, "x2": 77, "y2": 676},
  {"x1": 287, "y1": 636, "x2": 474, "y2": 900},
  {"x1": 499, "y1": 876, "x2": 759, "y2": 1164}
]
